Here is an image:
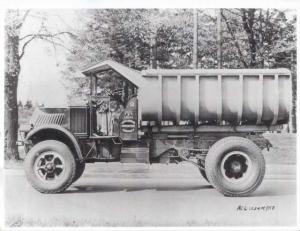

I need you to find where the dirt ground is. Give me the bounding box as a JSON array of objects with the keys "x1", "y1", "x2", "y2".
[
  {"x1": 4, "y1": 162, "x2": 296, "y2": 227},
  {"x1": 4, "y1": 133, "x2": 296, "y2": 227}
]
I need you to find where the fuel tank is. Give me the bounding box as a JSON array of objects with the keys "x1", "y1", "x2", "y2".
[{"x1": 140, "y1": 69, "x2": 292, "y2": 125}]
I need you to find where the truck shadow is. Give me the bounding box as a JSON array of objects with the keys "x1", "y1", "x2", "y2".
[
  {"x1": 252, "y1": 187, "x2": 296, "y2": 197},
  {"x1": 66, "y1": 182, "x2": 296, "y2": 197},
  {"x1": 67, "y1": 184, "x2": 213, "y2": 193}
]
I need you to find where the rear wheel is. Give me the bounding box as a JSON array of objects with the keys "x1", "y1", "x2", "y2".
[
  {"x1": 24, "y1": 140, "x2": 76, "y2": 193},
  {"x1": 205, "y1": 137, "x2": 265, "y2": 197}
]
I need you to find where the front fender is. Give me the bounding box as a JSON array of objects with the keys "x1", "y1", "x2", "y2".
[{"x1": 25, "y1": 124, "x2": 83, "y2": 160}]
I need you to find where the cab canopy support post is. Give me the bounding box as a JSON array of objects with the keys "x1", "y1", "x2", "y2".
[{"x1": 89, "y1": 74, "x2": 97, "y2": 137}]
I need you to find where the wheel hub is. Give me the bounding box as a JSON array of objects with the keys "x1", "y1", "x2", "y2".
[
  {"x1": 45, "y1": 163, "x2": 54, "y2": 172},
  {"x1": 34, "y1": 151, "x2": 65, "y2": 181},
  {"x1": 230, "y1": 161, "x2": 242, "y2": 173},
  {"x1": 222, "y1": 152, "x2": 249, "y2": 180}
]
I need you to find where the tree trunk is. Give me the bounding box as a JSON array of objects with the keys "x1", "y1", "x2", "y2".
[
  {"x1": 241, "y1": 9, "x2": 257, "y2": 67},
  {"x1": 217, "y1": 9, "x2": 222, "y2": 69},
  {"x1": 150, "y1": 32, "x2": 157, "y2": 69},
  {"x1": 193, "y1": 9, "x2": 198, "y2": 69},
  {"x1": 5, "y1": 33, "x2": 20, "y2": 160},
  {"x1": 221, "y1": 10, "x2": 248, "y2": 68}
]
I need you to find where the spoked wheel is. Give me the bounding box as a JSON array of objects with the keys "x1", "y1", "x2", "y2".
[
  {"x1": 25, "y1": 140, "x2": 76, "y2": 193},
  {"x1": 205, "y1": 137, "x2": 265, "y2": 197}
]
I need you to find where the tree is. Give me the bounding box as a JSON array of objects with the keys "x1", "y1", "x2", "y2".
[
  {"x1": 63, "y1": 9, "x2": 296, "y2": 131},
  {"x1": 5, "y1": 10, "x2": 28, "y2": 161},
  {"x1": 220, "y1": 9, "x2": 296, "y2": 131},
  {"x1": 5, "y1": 10, "x2": 75, "y2": 160},
  {"x1": 220, "y1": 9, "x2": 296, "y2": 68}
]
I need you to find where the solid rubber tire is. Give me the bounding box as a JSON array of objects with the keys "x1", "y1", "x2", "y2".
[
  {"x1": 73, "y1": 161, "x2": 85, "y2": 183},
  {"x1": 205, "y1": 136, "x2": 265, "y2": 197},
  {"x1": 24, "y1": 140, "x2": 76, "y2": 193}
]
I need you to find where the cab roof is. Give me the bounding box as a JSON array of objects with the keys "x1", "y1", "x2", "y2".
[{"x1": 81, "y1": 59, "x2": 144, "y2": 88}]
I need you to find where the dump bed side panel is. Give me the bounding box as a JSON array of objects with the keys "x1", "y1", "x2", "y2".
[{"x1": 140, "y1": 69, "x2": 291, "y2": 126}]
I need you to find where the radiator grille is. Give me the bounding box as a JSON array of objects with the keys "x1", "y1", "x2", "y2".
[{"x1": 31, "y1": 111, "x2": 65, "y2": 127}]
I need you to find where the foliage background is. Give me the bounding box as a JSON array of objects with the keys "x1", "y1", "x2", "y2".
[
  {"x1": 60, "y1": 9, "x2": 296, "y2": 133},
  {"x1": 63, "y1": 9, "x2": 296, "y2": 104}
]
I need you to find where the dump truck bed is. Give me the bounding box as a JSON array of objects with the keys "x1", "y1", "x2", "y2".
[{"x1": 140, "y1": 69, "x2": 291, "y2": 126}]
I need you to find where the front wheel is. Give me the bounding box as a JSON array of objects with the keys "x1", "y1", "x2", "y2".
[
  {"x1": 205, "y1": 137, "x2": 265, "y2": 197},
  {"x1": 24, "y1": 140, "x2": 76, "y2": 193}
]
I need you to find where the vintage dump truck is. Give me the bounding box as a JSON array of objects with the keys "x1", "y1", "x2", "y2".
[{"x1": 21, "y1": 60, "x2": 292, "y2": 196}]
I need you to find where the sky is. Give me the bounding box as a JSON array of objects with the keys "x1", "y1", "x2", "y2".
[
  {"x1": 18, "y1": 10, "x2": 80, "y2": 107},
  {"x1": 18, "y1": 41, "x2": 68, "y2": 107}
]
